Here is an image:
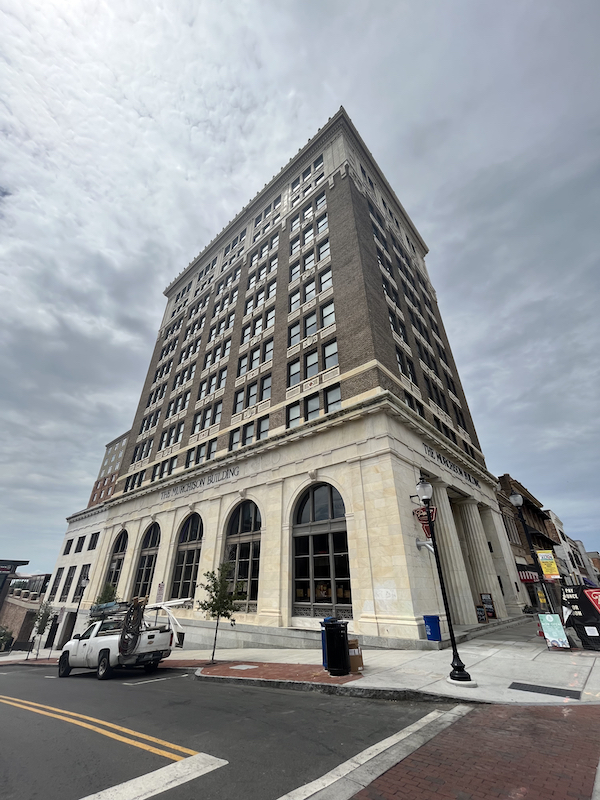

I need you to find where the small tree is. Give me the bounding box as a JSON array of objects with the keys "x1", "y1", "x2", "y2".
[
  {"x1": 95, "y1": 583, "x2": 118, "y2": 605},
  {"x1": 197, "y1": 563, "x2": 239, "y2": 664},
  {"x1": 0, "y1": 625, "x2": 13, "y2": 652},
  {"x1": 34, "y1": 601, "x2": 53, "y2": 659}
]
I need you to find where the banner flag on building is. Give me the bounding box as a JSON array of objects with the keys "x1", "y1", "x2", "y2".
[{"x1": 537, "y1": 550, "x2": 560, "y2": 580}]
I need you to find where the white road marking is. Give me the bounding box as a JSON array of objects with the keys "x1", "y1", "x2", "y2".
[
  {"x1": 77, "y1": 751, "x2": 228, "y2": 800},
  {"x1": 44, "y1": 676, "x2": 57, "y2": 679},
  {"x1": 123, "y1": 674, "x2": 189, "y2": 686},
  {"x1": 274, "y1": 704, "x2": 472, "y2": 800}
]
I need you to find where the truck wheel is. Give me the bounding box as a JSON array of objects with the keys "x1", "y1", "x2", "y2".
[
  {"x1": 97, "y1": 651, "x2": 113, "y2": 680},
  {"x1": 143, "y1": 661, "x2": 159, "y2": 674},
  {"x1": 58, "y1": 652, "x2": 71, "y2": 678}
]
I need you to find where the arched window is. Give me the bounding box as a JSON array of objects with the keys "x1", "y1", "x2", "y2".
[
  {"x1": 133, "y1": 522, "x2": 161, "y2": 598},
  {"x1": 225, "y1": 501, "x2": 261, "y2": 613},
  {"x1": 292, "y1": 483, "x2": 352, "y2": 619},
  {"x1": 106, "y1": 530, "x2": 128, "y2": 589},
  {"x1": 170, "y1": 514, "x2": 203, "y2": 600}
]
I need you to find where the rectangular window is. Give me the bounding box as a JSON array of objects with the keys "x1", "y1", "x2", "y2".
[
  {"x1": 318, "y1": 239, "x2": 330, "y2": 261},
  {"x1": 265, "y1": 307, "x2": 275, "y2": 329},
  {"x1": 316, "y1": 214, "x2": 328, "y2": 235},
  {"x1": 257, "y1": 416, "x2": 270, "y2": 440},
  {"x1": 222, "y1": 339, "x2": 231, "y2": 358},
  {"x1": 316, "y1": 191, "x2": 326, "y2": 210},
  {"x1": 238, "y1": 354, "x2": 249, "y2": 376},
  {"x1": 201, "y1": 408, "x2": 212, "y2": 430},
  {"x1": 233, "y1": 389, "x2": 244, "y2": 414},
  {"x1": 207, "y1": 440, "x2": 217, "y2": 460},
  {"x1": 250, "y1": 347, "x2": 260, "y2": 370},
  {"x1": 323, "y1": 340, "x2": 338, "y2": 369},
  {"x1": 185, "y1": 448, "x2": 195, "y2": 468},
  {"x1": 290, "y1": 262, "x2": 300, "y2": 282},
  {"x1": 303, "y1": 227, "x2": 314, "y2": 246},
  {"x1": 263, "y1": 338, "x2": 273, "y2": 362},
  {"x1": 270, "y1": 232, "x2": 279, "y2": 249},
  {"x1": 305, "y1": 394, "x2": 320, "y2": 420},
  {"x1": 289, "y1": 321, "x2": 300, "y2": 346},
  {"x1": 290, "y1": 290, "x2": 301, "y2": 312},
  {"x1": 241, "y1": 324, "x2": 251, "y2": 344},
  {"x1": 48, "y1": 568, "x2": 64, "y2": 602},
  {"x1": 88, "y1": 532, "x2": 99, "y2": 551},
  {"x1": 208, "y1": 374, "x2": 217, "y2": 395},
  {"x1": 305, "y1": 350, "x2": 319, "y2": 378},
  {"x1": 325, "y1": 385, "x2": 341, "y2": 413},
  {"x1": 287, "y1": 402, "x2": 301, "y2": 428},
  {"x1": 218, "y1": 367, "x2": 227, "y2": 389},
  {"x1": 269, "y1": 254, "x2": 278, "y2": 272},
  {"x1": 290, "y1": 214, "x2": 300, "y2": 232},
  {"x1": 242, "y1": 422, "x2": 255, "y2": 446},
  {"x1": 303, "y1": 251, "x2": 315, "y2": 272},
  {"x1": 321, "y1": 301, "x2": 335, "y2": 328},
  {"x1": 290, "y1": 237, "x2": 300, "y2": 256},
  {"x1": 260, "y1": 374, "x2": 271, "y2": 400},
  {"x1": 304, "y1": 279, "x2": 316, "y2": 302},
  {"x1": 247, "y1": 382, "x2": 258, "y2": 407},
  {"x1": 229, "y1": 429, "x2": 240, "y2": 451},
  {"x1": 244, "y1": 298, "x2": 253, "y2": 315},
  {"x1": 75, "y1": 536, "x2": 85, "y2": 553},
  {"x1": 266, "y1": 280, "x2": 276, "y2": 299},
  {"x1": 59, "y1": 566, "x2": 76, "y2": 603},
  {"x1": 198, "y1": 380, "x2": 207, "y2": 401},
  {"x1": 319, "y1": 267, "x2": 332, "y2": 292},
  {"x1": 304, "y1": 311, "x2": 317, "y2": 337},
  {"x1": 63, "y1": 539, "x2": 73, "y2": 556},
  {"x1": 212, "y1": 401, "x2": 223, "y2": 425},
  {"x1": 288, "y1": 359, "x2": 301, "y2": 387}
]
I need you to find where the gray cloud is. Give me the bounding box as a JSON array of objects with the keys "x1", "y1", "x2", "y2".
[{"x1": 1, "y1": 0, "x2": 599, "y2": 571}]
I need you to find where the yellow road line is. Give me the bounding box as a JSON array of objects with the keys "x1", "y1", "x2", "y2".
[
  {"x1": 0, "y1": 698, "x2": 192, "y2": 762},
  {"x1": 0, "y1": 694, "x2": 197, "y2": 756}
]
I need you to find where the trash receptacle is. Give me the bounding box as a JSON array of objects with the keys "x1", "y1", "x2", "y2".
[
  {"x1": 423, "y1": 615, "x2": 441, "y2": 641},
  {"x1": 320, "y1": 617, "x2": 336, "y2": 669},
  {"x1": 323, "y1": 618, "x2": 350, "y2": 676}
]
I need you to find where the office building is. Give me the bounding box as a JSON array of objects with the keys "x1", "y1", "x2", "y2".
[{"x1": 48, "y1": 108, "x2": 523, "y2": 647}]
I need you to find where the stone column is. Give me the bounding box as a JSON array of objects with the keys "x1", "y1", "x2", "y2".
[
  {"x1": 458, "y1": 500, "x2": 507, "y2": 618},
  {"x1": 431, "y1": 482, "x2": 478, "y2": 625},
  {"x1": 480, "y1": 504, "x2": 524, "y2": 616}
]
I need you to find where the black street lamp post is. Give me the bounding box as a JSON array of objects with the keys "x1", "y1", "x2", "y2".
[
  {"x1": 509, "y1": 490, "x2": 554, "y2": 612},
  {"x1": 416, "y1": 479, "x2": 473, "y2": 683}
]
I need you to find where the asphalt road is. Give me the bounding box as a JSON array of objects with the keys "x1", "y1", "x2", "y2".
[{"x1": 0, "y1": 662, "x2": 448, "y2": 800}]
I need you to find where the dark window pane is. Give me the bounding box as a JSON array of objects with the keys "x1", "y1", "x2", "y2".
[
  {"x1": 297, "y1": 495, "x2": 310, "y2": 525},
  {"x1": 334, "y1": 554, "x2": 350, "y2": 578},
  {"x1": 239, "y1": 542, "x2": 251, "y2": 560},
  {"x1": 241, "y1": 503, "x2": 253, "y2": 532},
  {"x1": 295, "y1": 557, "x2": 310, "y2": 578},
  {"x1": 313, "y1": 485, "x2": 330, "y2": 521},
  {"x1": 313, "y1": 534, "x2": 329, "y2": 554},
  {"x1": 295, "y1": 581, "x2": 310, "y2": 601},
  {"x1": 229, "y1": 508, "x2": 240, "y2": 535},
  {"x1": 295, "y1": 536, "x2": 310, "y2": 556},
  {"x1": 331, "y1": 488, "x2": 345, "y2": 519},
  {"x1": 249, "y1": 580, "x2": 259, "y2": 601},
  {"x1": 313, "y1": 556, "x2": 330, "y2": 579},
  {"x1": 238, "y1": 561, "x2": 249, "y2": 579},
  {"x1": 332, "y1": 532, "x2": 348, "y2": 553},
  {"x1": 336, "y1": 581, "x2": 352, "y2": 603}
]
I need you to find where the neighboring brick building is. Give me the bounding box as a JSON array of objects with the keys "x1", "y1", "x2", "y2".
[
  {"x1": 48, "y1": 108, "x2": 523, "y2": 649},
  {"x1": 87, "y1": 431, "x2": 130, "y2": 508}
]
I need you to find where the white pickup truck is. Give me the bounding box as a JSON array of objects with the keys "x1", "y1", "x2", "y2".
[{"x1": 58, "y1": 601, "x2": 176, "y2": 680}]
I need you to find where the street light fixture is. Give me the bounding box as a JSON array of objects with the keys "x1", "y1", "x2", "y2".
[
  {"x1": 416, "y1": 478, "x2": 473, "y2": 683},
  {"x1": 508, "y1": 490, "x2": 554, "y2": 611},
  {"x1": 76, "y1": 578, "x2": 90, "y2": 614}
]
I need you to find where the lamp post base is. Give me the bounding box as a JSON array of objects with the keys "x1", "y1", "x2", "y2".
[
  {"x1": 449, "y1": 654, "x2": 472, "y2": 683},
  {"x1": 446, "y1": 676, "x2": 478, "y2": 687}
]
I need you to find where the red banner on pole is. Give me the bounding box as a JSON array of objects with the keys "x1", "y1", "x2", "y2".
[{"x1": 413, "y1": 506, "x2": 437, "y2": 539}]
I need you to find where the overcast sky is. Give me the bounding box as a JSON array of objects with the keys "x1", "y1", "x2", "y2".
[{"x1": 1, "y1": 1, "x2": 598, "y2": 573}]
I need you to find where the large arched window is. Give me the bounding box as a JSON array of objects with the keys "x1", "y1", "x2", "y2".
[
  {"x1": 106, "y1": 530, "x2": 128, "y2": 589},
  {"x1": 133, "y1": 523, "x2": 161, "y2": 598},
  {"x1": 292, "y1": 483, "x2": 351, "y2": 618},
  {"x1": 225, "y1": 501, "x2": 261, "y2": 613},
  {"x1": 170, "y1": 513, "x2": 203, "y2": 600}
]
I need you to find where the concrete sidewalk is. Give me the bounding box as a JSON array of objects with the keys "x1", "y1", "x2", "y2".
[
  {"x1": 3, "y1": 619, "x2": 598, "y2": 704},
  {"x1": 183, "y1": 618, "x2": 600, "y2": 705}
]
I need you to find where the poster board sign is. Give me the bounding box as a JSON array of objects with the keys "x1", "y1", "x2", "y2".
[
  {"x1": 156, "y1": 582, "x2": 165, "y2": 604},
  {"x1": 537, "y1": 551, "x2": 560, "y2": 580},
  {"x1": 476, "y1": 606, "x2": 488, "y2": 624},
  {"x1": 562, "y1": 585, "x2": 600, "y2": 650},
  {"x1": 480, "y1": 593, "x2": 497, "y2": 619},
  {"x1": 538, "y1": 613, "x2": 570, "y2": 649}
]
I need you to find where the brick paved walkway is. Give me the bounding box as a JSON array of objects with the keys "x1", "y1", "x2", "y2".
[
  {"x1": 196, "y1": 660, "x2": 362, "y2": 685},
  {"x1": 352, "y1": 706, "x2": 600, "y2": 800}
]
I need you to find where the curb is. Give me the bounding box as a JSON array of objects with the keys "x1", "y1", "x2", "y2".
[{"x1": 192, "y1": 670, "x2": 488, "y2": 704}]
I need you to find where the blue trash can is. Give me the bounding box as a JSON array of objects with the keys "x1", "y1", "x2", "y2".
[
  {"x1": 423, "y1": 615, "x2": 441, "y2": 641},
  {"x1": 320, "y1": 617, "x2": 336, "y2": 669}
]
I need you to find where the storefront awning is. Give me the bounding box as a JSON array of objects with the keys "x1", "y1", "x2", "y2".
[{"x1": 517, "y1": 565, "x2": 539, "y2": 583}]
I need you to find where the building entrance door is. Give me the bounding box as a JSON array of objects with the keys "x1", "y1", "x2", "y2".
[{"x1": 57, "y1": 612, "x2": 76, "y2": 649}]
